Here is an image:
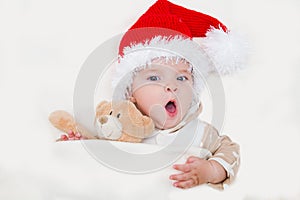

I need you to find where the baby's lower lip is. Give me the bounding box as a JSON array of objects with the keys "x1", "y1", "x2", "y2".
[{"x1": 166, "y1": 110, "x2": 177, "y2": 117}]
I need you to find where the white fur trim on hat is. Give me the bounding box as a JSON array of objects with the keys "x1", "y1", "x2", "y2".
[
  {"x1": 199, "y1": 27, "x2": 249, "y2": 75},
  {"x1": 112, "y1": 31, "x2": 248, "y2": 100}
]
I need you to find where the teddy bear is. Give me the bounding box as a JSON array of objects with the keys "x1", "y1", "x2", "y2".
[{"x1": 49, "y1": 100, "x2": 155, "y2": 143}]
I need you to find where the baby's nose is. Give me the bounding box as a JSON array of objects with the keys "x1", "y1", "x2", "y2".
[
  {"x1": 99, "y1": 116, "x2": 108, "y2": 124},
  {"x1": 165, "y1": 84, "x2": 177, "y2": 92}
]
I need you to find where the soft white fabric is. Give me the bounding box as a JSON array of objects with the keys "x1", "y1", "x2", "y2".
[
  {"x1": 143, "y1": 118, "x2": 204, "y2": 147},
  {"x1": 43, "y1": 140, "x2": 241, "y2": 200}
]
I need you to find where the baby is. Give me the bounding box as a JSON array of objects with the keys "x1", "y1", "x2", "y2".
[{"x1": 111, "y1": 0, "x2": 245, "y2": 190}]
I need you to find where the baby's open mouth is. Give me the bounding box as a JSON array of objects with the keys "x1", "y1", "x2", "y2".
[{"x1": 165, "y1": 100, "x2": 177, "y2": 116}]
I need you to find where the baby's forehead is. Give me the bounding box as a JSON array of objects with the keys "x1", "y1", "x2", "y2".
[{"x1": 145, "y1": 57, "x2": 193, "y2": 73}]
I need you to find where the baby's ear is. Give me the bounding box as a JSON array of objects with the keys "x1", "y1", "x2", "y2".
[
  {"x1": 128, "y1": 96, "x2": 136, "y2": 103},
  {"x1": 199, "y1": 102, "x2": 203, "y2": 114}
]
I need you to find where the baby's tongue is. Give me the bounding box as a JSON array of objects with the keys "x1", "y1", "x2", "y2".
[{"x1": 165, "y1": 102, "x2": 176, "y2": 113}]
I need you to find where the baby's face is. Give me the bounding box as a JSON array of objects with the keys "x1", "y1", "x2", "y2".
[{"x1": 131, "y1": 59, "x2": 194, "y2": 129}]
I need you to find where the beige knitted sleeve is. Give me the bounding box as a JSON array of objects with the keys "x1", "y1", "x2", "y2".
[{"x1": 200, "y1": 122, "x2": 240, "y2": 190}]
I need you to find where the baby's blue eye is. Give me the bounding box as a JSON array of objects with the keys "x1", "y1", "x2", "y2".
[
  {"x1": 177, "y1": 76, "x2": 188, "y2": 81},
  {"x1": 147, "y1": 76, "x2": 160, "y2": 81}
]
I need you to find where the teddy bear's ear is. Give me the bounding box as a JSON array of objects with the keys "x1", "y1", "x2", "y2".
[
  {"x1": 49, "y1": 110, "x2": 77, "y2": 133},
  {"x1": 124, "y1": 101, "x2": 155, "y2": 138},
  {"x1": 128, "y1": 115, "x2": 154, "y2": 139},
  {"x1": 95, "y1": 100, "x2": 109, "y2": 116},
  {"x1": 141, "y1": 116, "x2": 155, "y2": 137},
  {"x1": 127, "y1": 101, "x2": 143, "y2": 119}
]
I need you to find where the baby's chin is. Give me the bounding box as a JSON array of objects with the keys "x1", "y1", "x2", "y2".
[{"x1": 154, "y1": 118, "x2": 181, "y2": 130}]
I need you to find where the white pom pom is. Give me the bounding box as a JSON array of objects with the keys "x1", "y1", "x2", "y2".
[{"x1": 200, "y1": 27, "x2": 248, "y2": 75}]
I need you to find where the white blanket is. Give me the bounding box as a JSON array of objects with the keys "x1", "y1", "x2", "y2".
[{"x1": 12, "y1": 140, "x2": 241, "y2": 200}]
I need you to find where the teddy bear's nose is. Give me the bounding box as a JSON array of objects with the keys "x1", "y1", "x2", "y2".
[{"x1": 99, "y1": 116, "x2": 108, "y2": 124}]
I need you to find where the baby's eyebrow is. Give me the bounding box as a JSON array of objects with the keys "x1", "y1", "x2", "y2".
[
  {"x1": 146, "y1": 68, "x2": 159, "y2": 72},
  {"x1": 142, "y1": 68, "x2": 160, "y2": 74},
  {"x1": 179, "y1": 69, "x2": 192, "y2": 74}
]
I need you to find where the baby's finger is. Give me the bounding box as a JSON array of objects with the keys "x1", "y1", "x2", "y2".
[
  {"x1": 60, "y1": 134, "x2": 69, "y2": 141},
  {"x1": 169, "y1": 172, "x2": 191, "y2": 181},
  {"x1": 173, "y1": 163, "x2": 191, "y2": 172},
  {"x1": 186, "y1": 156, "x2": 202, "y2": 163},
  {"x1": 173, "y1": 179, "x2": 195, "y2": 189},
  {"x1": 68, "y1": 131, "x2": 75, "y2": 138},
  {"x1": 75, "y1": 132, "x2": 81, "y2": 138},
  {"x1": 73, "y1": 132, "x2": 82, "y2": 140}
]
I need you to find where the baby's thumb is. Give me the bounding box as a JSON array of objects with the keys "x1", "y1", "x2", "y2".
[{"x1": 186, "y1": 156, "x2": 202, "y2": 163}]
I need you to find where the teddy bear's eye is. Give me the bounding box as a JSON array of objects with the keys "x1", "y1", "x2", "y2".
[
  {"x1": 116, "y1": 113, "x2": 121, "y2": 118},
  {"x1": 109, "y1": 111, "x2": 113, "y2": 115}
]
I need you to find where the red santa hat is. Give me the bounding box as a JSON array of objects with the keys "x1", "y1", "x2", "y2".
[{"x1": 112, "y1": 0, "x2": 247, "y2": 100}]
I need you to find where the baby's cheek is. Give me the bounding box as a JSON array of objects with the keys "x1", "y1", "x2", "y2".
[
  {"x1": 178, "y1": 88, "x2": 193, "y2": 106},
  {"x1": 148, "y1": 104, "x2": 167, "y2": 128}
]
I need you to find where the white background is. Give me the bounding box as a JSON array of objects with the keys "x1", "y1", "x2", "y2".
[{"x1": 0, "y1": 0, "x2": 300, "y2": 199}]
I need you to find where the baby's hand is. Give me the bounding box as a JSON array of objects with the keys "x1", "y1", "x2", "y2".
[
  {"x1": 57, "y1": 130, "x2": 84, "y2": 141},
  {"x1": 169, "y1": 156, "x2": 226, "y2": 189}
]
